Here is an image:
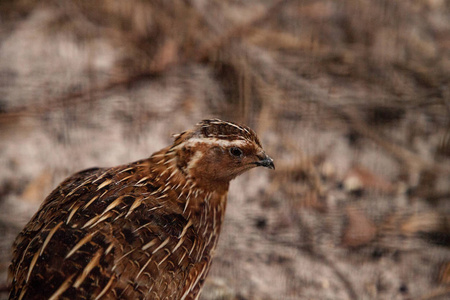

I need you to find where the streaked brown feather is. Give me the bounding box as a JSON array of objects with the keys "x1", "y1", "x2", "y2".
[{"x1": 9, "y1": 119, "x2": 274, "y2": 300}]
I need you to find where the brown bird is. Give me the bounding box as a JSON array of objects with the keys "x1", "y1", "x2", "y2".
[{"x1": 9, "y1": 119, "x2": 274, "y2": 300}]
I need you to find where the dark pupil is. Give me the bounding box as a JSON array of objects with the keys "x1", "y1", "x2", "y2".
[{"x1": 230, "y1": 147, "x2": 243, "y2": 157}]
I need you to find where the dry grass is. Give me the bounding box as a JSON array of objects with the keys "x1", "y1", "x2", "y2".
[{"x1": 0, "y1": 0, "x2": 449, "y2": 299}]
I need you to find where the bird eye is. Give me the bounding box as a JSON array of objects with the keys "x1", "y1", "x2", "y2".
[{"x1": 229, "y1": 147, "x2": 243, "y2": 157}]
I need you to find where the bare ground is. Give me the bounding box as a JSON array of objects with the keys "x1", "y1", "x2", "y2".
[{"x1": 0, "y1": 1, "x2": 449, "y2": 299}]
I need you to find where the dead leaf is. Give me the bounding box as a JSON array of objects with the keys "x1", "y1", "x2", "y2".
[{"x1": 342, "y1": 205, "x2": 377, "y2": 247}]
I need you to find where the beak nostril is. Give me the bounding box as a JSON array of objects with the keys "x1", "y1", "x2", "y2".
[{"x1": 255, "y1": 154, "x2": 275, "y2": 170}]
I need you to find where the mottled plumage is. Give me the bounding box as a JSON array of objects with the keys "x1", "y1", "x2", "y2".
[{"x1": 9, "y1": 119, "x2": 274, "y2": 300}]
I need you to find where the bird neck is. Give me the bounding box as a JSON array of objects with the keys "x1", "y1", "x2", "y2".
[{"x1": 146, "y1": 147, "x2": 229, "y2": 222}]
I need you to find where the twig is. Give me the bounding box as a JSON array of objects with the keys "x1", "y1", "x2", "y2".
[{"x1": 194, "y1": 0, "x2": 291, "y2": 62}]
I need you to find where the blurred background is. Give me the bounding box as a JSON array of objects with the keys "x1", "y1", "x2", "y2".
[{"x1": 0, "y1": 0, "x2": 449, "y2": 299}]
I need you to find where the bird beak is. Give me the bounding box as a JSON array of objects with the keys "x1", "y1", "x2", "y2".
[{"x1": 255, "y1": 154, "x2": 275, "y2": 170}]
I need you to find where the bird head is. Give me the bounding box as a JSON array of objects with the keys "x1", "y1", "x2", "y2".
[{"x1": 170, "y1": 119, "x2": 274, "y2": 190}]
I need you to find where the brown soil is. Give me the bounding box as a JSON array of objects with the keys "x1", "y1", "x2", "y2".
[{"x1": 0, "y1": 1, "x2": 449, "y2": 299}]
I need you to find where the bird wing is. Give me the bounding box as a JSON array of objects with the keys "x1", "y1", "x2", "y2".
[
  {"x1": 9, "y1": 164, "x2": 201, "y2": 299},
  {"x1": 9, "y1": 167, "x2": 117, "y2": 299}
]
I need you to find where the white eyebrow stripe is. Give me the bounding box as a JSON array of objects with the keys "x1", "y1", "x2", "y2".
[{"x1": 184, "y1": 137, "x2": 250, "y2": 148}]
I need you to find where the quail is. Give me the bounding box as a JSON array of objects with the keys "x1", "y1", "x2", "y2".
[{"x1": 9, "y1": 119, "x2": 274, "y2": 300}]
